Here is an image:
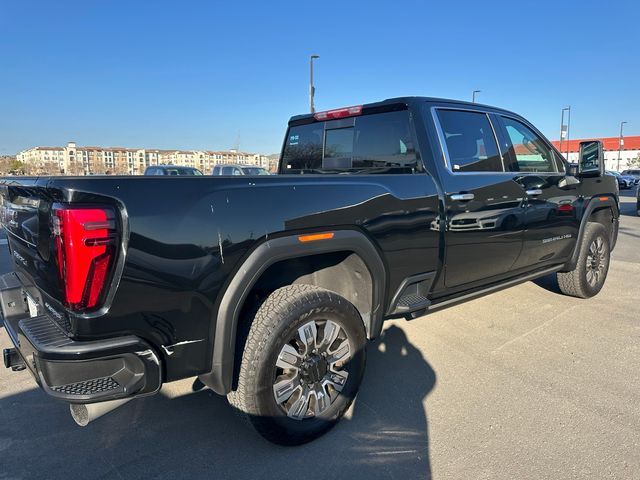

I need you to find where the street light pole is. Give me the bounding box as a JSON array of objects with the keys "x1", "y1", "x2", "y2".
[
  {"x1": 617, "y1": 121, "x2": 627, "y2": 171},
  {"x1": 309, "y1": 55, "x2": 319, "y2": 113},
  {"x1": 472, "y1": 90, "x2": 481, "y2": 103},
  {"x1": 565, "y1": 106, "x2": 571, "y2": 162},
  {"x1": 560, "y1": 108, "x2": 566, "y2": 155}
]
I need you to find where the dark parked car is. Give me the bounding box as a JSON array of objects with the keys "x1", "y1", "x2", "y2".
[
  {"x1": 1, "y1": 97, "x2": 619, "y2": 445},
  {"x1": 211, "y1": 164, "x2": 270, "y2": 175},
  {"x1": 144, "y1": 165, "x2": 203, "y2": 176},
  {"x1": 606, "y1": 170, "x2": 633, "y2": 189},
  {"x1": 621, "y1": 168, "x2": 640, "y2": 185}
]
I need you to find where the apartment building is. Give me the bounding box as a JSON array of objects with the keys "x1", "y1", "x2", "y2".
[{"x1": 17, "y1": 142, "x2": 273, "y2": 175}]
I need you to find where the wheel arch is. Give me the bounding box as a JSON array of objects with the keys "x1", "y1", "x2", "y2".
[
  {"x1": 200, "y1": 229, "x2": 386, "y2": 395},
  {"x1": 562, "y1": 196, "x2": 619, "y2": 272}
]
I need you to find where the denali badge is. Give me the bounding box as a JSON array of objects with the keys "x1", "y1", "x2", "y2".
[{"x1": 542, "y1": 233, "x2": 572, "y2": 244}]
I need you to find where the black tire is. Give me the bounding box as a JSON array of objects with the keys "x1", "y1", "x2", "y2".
[
  {"x1": 557, "y1": 222, "x2": 610, "y2": 298},
  {"x1": 227, "y1": 284, "x2": 366, "y2": 445}
]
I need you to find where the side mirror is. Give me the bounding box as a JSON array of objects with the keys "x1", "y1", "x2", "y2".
[{"x1": 578, "y1": 140, "x2": 604, "y2": 177}]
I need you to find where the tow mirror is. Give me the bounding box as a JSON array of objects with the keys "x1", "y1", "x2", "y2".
[{"x1": 578, "y1": 140, "x2": 604, "y2": 177}]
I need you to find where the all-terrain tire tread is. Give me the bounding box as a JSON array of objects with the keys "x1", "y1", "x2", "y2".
[
  {"x1": 227, "y1": 285, "x2": 347, "y2": 425},
  {"x1": 557, "y1": 222, "x2": 609, "y2": 299}
]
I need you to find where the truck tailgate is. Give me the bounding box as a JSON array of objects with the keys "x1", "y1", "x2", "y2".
[
  {"x1": 0, "y1": 177, "x2": 124, "y2": 329},
  {"x1": 0, "y1": 179, "x2": 66, "y2": 305}
]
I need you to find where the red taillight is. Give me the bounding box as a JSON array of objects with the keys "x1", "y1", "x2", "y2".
[
  {"x1": 557, "y1": 204, "x2": 574, "y2": 212},
  {"x1": 313, "y1": 105, "x2": 363, "y2": 121},
  {"x1": 53, "y1": 206, "x2": 118, "y2": 312}
]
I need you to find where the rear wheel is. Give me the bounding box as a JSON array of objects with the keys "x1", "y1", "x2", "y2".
[
  {"x1": 228, "y1": 285, "x2": 366, "y2": 445},
  {"x1": 557, "y1": 222, "x2": 610, "y2": 298}
]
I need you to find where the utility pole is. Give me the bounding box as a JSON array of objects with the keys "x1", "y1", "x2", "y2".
[
  {"x1": 560, "y1": 107, "x2": 570, "y2": 156},
  {"x1": 617, "y1": 121, "x2": 627, "y2": 171},
  {"x1": 564, "y1": 106, "x2": 571, "y2": 161},
  {"x1": 472, "y1": 90, "x2": 481, "y2": 103},
  {"x1": 309, "y1": 55, "x2": 319, "y2": 113}
]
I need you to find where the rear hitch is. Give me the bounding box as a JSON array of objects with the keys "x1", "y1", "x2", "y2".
[{"x1": 3, "y1": 348, "x2": 26, "y2": 371}]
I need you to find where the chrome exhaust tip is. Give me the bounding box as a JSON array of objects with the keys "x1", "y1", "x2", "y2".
[{"x1": 70, "y1": 398, "x2": 132, "y2": 426}]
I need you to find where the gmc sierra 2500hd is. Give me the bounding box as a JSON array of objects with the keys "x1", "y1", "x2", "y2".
[{"x1": 1, "y1": 97, "x2": 618, "y2": 445}]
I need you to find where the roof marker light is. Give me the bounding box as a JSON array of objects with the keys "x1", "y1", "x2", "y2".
[{"x1": 313, "y1": 105, "x2": 363, "y2": 121}]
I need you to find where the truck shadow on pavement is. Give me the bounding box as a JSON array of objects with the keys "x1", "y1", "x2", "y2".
[{"x1": 0, "y1": 324, "x2": 435, "y2": 480}]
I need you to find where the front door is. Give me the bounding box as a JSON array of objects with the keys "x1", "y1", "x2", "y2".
[
  {"x1": 495, "y1": 115, "x2": 580, "y2": 269},
  {"x1": 432, "y1": 107, "x2": 525, "y2": 288}
]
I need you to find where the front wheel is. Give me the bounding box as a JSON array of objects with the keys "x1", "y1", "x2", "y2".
[
  {"x1": 228, "y1": 285, "x2": 366, "y2": 445},
  {"x1": 557, "y1": 222, "x2": 610, "y2": 298}
]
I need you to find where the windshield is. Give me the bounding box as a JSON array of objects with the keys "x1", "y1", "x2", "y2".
[{"x1": 241, "y1": 167, "x2": 269, "y2": 175}]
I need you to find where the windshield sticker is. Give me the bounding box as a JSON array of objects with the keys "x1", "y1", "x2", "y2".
[{"x1": 289, "y1": 134, "x2": 299, "y2": 145}]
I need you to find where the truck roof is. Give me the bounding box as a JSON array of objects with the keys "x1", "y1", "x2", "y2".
[{"x1": 288, "y1": 96, "x2": 517, "y2": 125}]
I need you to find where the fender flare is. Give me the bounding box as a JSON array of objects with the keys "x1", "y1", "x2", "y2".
[
  {"x1": 562, "y1": 196, "x2": 619, "y2": 272},
  {"x1": 200, "y1": 229, "x2": 387, "y2": 395}
]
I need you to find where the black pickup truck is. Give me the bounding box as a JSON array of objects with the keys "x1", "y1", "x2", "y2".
[{"x1": 1, "y1": 97, "x2": 619, "y2": 445}]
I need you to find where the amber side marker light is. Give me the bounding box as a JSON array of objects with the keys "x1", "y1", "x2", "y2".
[
  {"x1": 298, "y1": 232, "x2": 335, "y2": 243},
  {"x1": 599, "y1": 196, "x2": 609, "y2": 201}
]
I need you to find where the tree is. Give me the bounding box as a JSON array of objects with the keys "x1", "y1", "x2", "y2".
[
  {"x1": 627, "y1": 153, "x2": 640, "y2": 169},
  {"x1": 40, "y1": 162, "x2": 63, "y2": 176},
  {"x1": 66, "y1": 160, "x2": 85, "y2": 176},
  {"x1": 111, "y1": 161, "x2": 130, "y2": 175}
]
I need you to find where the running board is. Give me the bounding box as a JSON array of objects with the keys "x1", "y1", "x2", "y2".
[{"x1": 427, "y1": 265, "x2": 564, "y2": 312}]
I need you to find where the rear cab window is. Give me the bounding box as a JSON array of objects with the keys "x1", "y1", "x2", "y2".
[
  {"x1": 281, "y1": 109, "x2": 421, "y2": 174},
  {"x1": 435, "y1": 109, "x2": 504, "y2": 172}
]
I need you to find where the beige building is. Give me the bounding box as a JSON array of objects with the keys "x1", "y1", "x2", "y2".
[{"x1": 17, "y1": 142, "x2": 273, "y2": 175}]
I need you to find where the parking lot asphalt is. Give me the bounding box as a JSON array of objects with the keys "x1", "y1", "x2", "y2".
[{"x1": 1, "y1": 191, "x2": 639, "y2": 480}]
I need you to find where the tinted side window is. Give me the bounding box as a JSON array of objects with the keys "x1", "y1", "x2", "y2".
[
  {"x1": 282, "y1": 110, "x2": 418, "y2": 174},
  {"x1": 501, "y1": 117, "x2": 557, "y2": 173},
  {"x1": 436, "y1": 110, "x2": 503, "y2": 172},
  {"x1": 222, "y1": 166, "x2": 235, "y2": 175}
]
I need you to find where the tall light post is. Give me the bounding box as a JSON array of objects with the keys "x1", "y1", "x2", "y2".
[
  {"x1": 617, "y1": 121, "x2": 627, "y2": 171},
  {"x1": 309, "y1": 54, "x2": 319, "y2": 113},
  {"x1": 560, "y1": 107, "x2": 570, "y2": 158},
  {"x1": 472, "y1": 90, "x2": 481, "y2": 103}
]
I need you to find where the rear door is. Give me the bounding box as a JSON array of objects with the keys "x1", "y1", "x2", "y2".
[
  {"x1": 430, "y1": 105, "x2": 525, "y2": 288},
  {"x1": 495, "y1": 115, "x2": 580, "y2": 268}
]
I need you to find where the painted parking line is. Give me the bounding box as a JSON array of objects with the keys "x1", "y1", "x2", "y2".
[{"x1": 0, "y1": 239, "x2": 8, "y2": 245}]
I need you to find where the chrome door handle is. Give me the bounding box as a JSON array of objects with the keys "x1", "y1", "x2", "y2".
[
  {"x1": 450, "y1": 193, "x2": 475, "y2": 201},
  {"x1": 526, "y1": 189, "x2": 543, "y2": 196}
]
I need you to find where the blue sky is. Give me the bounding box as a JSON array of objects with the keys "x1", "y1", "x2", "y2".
[{"x1": 1, "y1": 0, "x2": 638, "y2": 155}]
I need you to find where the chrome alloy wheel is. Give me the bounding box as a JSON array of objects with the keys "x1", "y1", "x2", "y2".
[
  {"x1": 586, "y1": 235, "x2": 607, "y2": 287},
  {"x1": 272, "y1": 320, "x2": 351, "y2": 420}
]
